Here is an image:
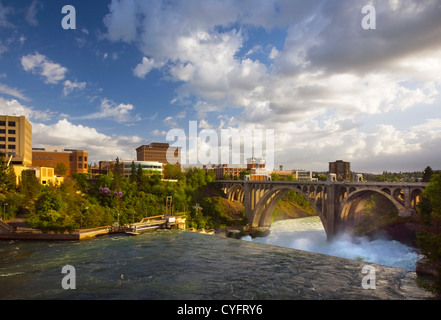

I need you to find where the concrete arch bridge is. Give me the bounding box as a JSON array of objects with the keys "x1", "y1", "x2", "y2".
[{"x1": 221, "y1": 178, "x2": 427, "y2": 240}]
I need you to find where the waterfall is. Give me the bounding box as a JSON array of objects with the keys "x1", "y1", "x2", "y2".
[{"x1": 243, "y1": 216, "x2": 419, "y2": 271}]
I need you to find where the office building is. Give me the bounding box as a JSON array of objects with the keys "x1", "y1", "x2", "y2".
[
  {"x1": 32, "y1": 146, "x2": 88, "y2": 177},
  {"x1": 329, "y1": 160, "x2": 351, "y2": 182},
  {"x1": 121, "y1": 160, "x2": 163, "y2": 177},
  {"x1": 296, "y1": 170, "x2": 314, "y2": 181},
  {"x1": 136, "y1": 142, "x2": 181, "y2": 167},
  {"x1": 97, "y1": 160, "x2": 163, "y2": 177},
  {"x1": 0, "y1": 115, "x2": 32, "y2": 167},
  {"x1": 203, "y1": 164, "x2": 247, "y2": 180}
]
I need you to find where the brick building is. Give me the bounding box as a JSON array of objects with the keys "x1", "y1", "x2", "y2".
[
  {"x1": 136, "y1": 142, "x2": 181, "y2": 168},
  {"x1": 329, "y1": 160, "x2": 351, "y2": 182},
  {"x1": 32, "y1": 146, "x2": 88, "y2": 177}
]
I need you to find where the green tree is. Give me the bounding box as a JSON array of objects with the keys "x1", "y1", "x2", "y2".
[
  {"x1": 239, "y1": 170, "x2": 250, "y2": 181},
  {"x1": 136, "y1": 163, "x2": 143, "y2": 185},
  {"x1": 113, "y1": 157, "x2": 123, "y2": 191},
  {"x1": 129, "y1": 161, "x2": 137, "y2": 184},
  {"x1": 186, "y1": 167, "x2": 208, "y2": 189},
  {"x1": 163, "y1": 164, "x2": 185, "y2": 180},
  {"x1": 416, "y1": 174, "x2": 441, "y2": 297},
  {"x1": 19, "y1": 170, "x2": 41, "y2": 201},
  {"x1": 35, "y1": 192, "x2": 62, "y2": 214},
  {"x1": 0, "y1": 156, "x2": 16, "y2": 191},
  {"x1": 54, "y1": 162, "x2": 68, "y2": 176},
  {"x1": 271, "y1": 173, "x2": 280, "y2": 181},
  {"x1": 423, "y1": 166, "x2": 434, "y2": 182},
  {"x1": 206, "y1": 170, "x2": 216, "y2": 183}
]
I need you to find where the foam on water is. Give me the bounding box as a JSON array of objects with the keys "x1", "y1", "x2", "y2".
[{"x1": 243, "y1": 216, "x2": 419, "y2": 271}]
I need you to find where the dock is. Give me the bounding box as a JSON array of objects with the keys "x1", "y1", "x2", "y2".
[
  {"x1": 125, "y1": 215, "x2": 187, "y2": 235},
  {"x1": 0, "y1": 214, "x2": 187, "y2": 241},
  {"x1": 125, "y1": 216, "x2": 167, "y2": 235}
]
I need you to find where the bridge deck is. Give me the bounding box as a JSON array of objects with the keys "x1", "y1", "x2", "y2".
[{"x1": 219, "y1": 179, "x2": 428, "y2": 187}]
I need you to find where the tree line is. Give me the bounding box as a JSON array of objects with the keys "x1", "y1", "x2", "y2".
[{"x1": 0, "y1": 157, "x2": 244, "y2": 233}]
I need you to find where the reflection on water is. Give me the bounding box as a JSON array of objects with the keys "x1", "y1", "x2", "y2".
[{"x1": 242, "y1": 217, "x2": 419, "y2": 271}]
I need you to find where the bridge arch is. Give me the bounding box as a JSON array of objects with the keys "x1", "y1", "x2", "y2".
[
  {"x1": 227, "y1": 184, "x2": 244, "y2": 202},
  {"x1": 250, "y1": 184, "x2": 329, "y2": 235},
  {"x1": 339, "y1": 188, "x2": 405, "y2": 233},
  {"x1": 221, "y1": 180, "x2": 427, "y2": 240}
]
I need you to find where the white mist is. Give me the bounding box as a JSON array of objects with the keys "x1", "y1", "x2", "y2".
[{"x1": 242, "y1": 217, "x2": 419, "y2": 271}]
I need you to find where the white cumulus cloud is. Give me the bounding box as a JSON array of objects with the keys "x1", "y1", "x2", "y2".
[{"x1": 21, "y1": 52, "x2": 68, "y2": 84}]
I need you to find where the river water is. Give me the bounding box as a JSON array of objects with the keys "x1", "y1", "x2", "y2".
[
  {"x1": 0, "y1": 218, "x2": 432, "y2": 300},
  {"x1": 243, "y1": 217, "x2": 420, "y2": 271}
]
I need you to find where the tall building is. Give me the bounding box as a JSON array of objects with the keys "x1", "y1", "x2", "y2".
[
  {"x1": 0, "y1": 115, "x2": 32, "y2": 167},
  {"x1": 329, "y1": 160, "x2": 351, "y2": 182},
  {"x1": 136, "y1": 143, "x2": 181, "y2": 167},
  {"x1": 32, "y1": 146, "x2": 88, "y2": 177}
]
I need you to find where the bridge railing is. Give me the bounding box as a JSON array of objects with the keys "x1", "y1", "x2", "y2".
[{"x1": 218, "y1": 180, "x2": 428, "y2": 187}]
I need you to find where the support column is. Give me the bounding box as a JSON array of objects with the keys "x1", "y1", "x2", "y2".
[
  {"x1": 325, "y1": 183, "x2": 337, "y2": 241},
  {"x1": 244, "y1": 182, "x2": 257, "y2": 227},
  {"x1": 404, "y1": 187, "x2": 412, "y2": 211}
]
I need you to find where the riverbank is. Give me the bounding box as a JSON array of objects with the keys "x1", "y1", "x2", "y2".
[{"x1": 0, "y1": 214, "x2": 185, "y2": 241}]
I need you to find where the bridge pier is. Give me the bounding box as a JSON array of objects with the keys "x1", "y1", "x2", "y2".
[{"x1": 325, "y1": 183, "x2": 337, "y2": 241}]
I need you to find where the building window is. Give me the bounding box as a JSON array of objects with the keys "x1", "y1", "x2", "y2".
[
  {"x1": 84, "y1": 164, "x2": 87, "y2": 169},
  {"x1": 0, "y1": 121, "x2": 5, "y2": 126},
  {"x1": 0, "y1": 129, "x2": 5, "y2": 134},
  {"x1": 69, "y1": 156, "x2": 73, "y2": 162},
  {"x1": 8, "y1": 137, "x2": 15, "y2": 142},
  {"x1": 8, "y1": 145, "x2": 16, "y2": 150},
  {"x1": 79, "y1": 156, "x2": 82, "y2": 161},
  {"x1": 85, "y1": 156, "x2": 87, "y2": 162},
  {"x1": 78, "y1": 163, "x2": 82, "y2": 169},
  {"x1": 8, "y1": 130, "x2": 15, "y2": 134},
  {"x1": 0, "y1": 144, "x2": 5, "y2": 149},
  {"x1": 8, "y1": 121, "x2": 16, "y2": 127},
  {"x1": 0, "y1": 137, "x2": 5, "y2": 141}
]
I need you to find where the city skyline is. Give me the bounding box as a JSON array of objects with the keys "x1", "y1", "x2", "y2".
[{"x1": 0, "y1": 0, "x2": 441, "y2": 173}]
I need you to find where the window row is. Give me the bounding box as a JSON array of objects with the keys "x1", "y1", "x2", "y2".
[
  {"x1": 0, "y1": 121, "x2": 16, "y2": 127},
  {"x1": 0, "y1": 144, "x2": 16, "y2": 150},
  {"x1": 0, "y1": 137, "x2": 15, "y2": 142},
  {"x1": 0, "y1": 129, "x2": 16, "y2": 134},
  {"x1": 69, "y1": 156, "x2": 88, "y2": 162}
]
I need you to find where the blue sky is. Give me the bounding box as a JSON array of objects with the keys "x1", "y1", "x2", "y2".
[{"x1": 1, "y1": 0, "x2": 441, "y2": 173}]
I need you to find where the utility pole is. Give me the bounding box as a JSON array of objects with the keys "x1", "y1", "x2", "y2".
[
  {"x1": 166, "y1": 196, "x2": 173, "y2": 216},
  {"x1": 2, "y1": 203, "x2": 8, "y2": 221},
  {"x1": 192, "y1": 203, "x2": 203, "y2": 216}
]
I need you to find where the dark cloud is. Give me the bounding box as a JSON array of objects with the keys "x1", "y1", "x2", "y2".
[{"x1": 306, "y1": 0, "x2": 441, "y2": 74}]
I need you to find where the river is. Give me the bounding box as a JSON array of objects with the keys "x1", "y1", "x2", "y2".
[
  {"x1": 243, "y1": 217, "x2": 419, "y2": 271},
  {"x1": 0, "y1": 218, "x2": 432, "y2": 300}
]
